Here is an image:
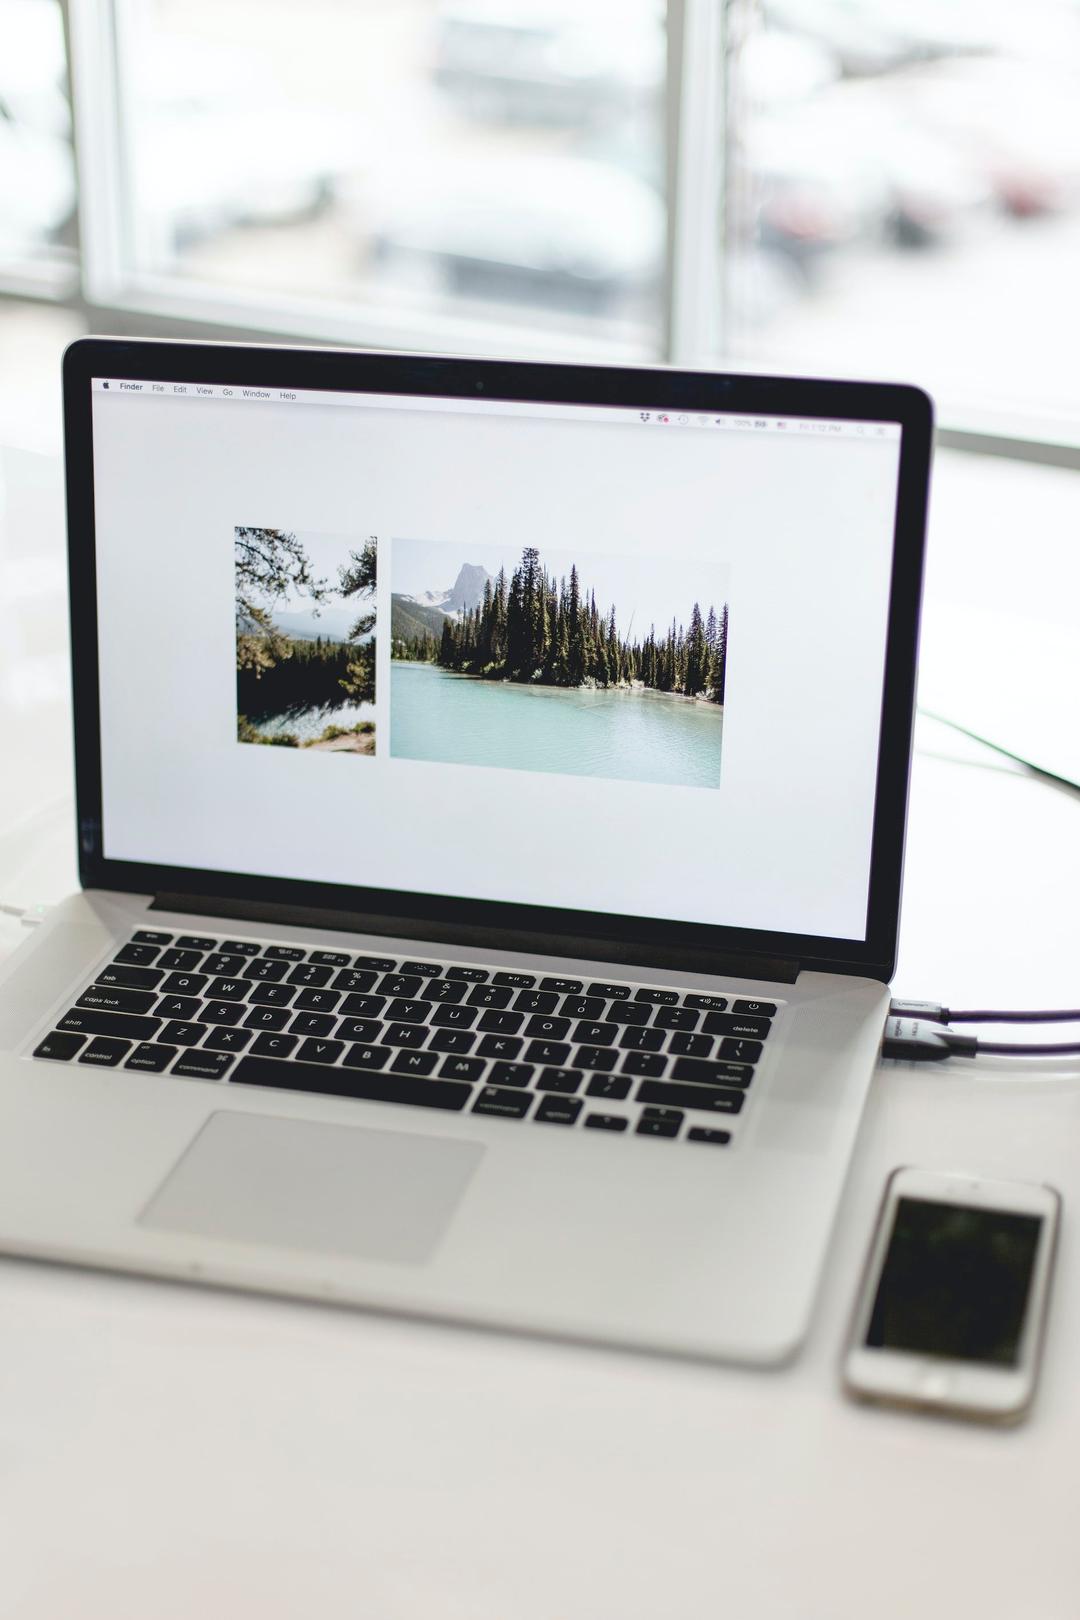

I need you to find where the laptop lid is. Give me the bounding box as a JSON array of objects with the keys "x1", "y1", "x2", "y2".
[{"x1": 63, "y1": 338, "x2": 931, "y2": 982}]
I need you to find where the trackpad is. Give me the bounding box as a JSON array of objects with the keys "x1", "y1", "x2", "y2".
[{"x1": 140, "y1": 1111, "x2": 485, "y2": 1265}]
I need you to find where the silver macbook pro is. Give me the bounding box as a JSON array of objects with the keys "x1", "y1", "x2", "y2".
[{"x1": 0, "y1": 338, "x2": 931, "y2": 1364}]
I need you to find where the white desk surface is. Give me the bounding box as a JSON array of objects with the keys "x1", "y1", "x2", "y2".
[{"x1": 2, "y1": 443, "x2": 1079, "y2": 1619}]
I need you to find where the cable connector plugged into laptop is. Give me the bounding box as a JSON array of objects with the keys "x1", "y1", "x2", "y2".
[
  {"x1": 0, "y1": 901, "x2": 50, "y2": 928},
  {"x1": 883, "y1": 1017, "x2": 977, "y2": 1062}
]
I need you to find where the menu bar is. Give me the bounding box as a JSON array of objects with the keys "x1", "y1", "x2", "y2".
[{"x1": 91, "y1": 379, "x2": 901, "y2": 440}]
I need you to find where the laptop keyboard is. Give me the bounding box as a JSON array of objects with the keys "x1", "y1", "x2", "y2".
[{"x1": 30, "y1": 931, "x2": 782, "y2": 1146}]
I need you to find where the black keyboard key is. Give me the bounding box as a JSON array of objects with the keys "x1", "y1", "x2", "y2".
[
  {"x1": 297, "y1": 1038, "x2": 344, "y2": 1065},
  {"x1": 203, "y1": 1026, "x2": 252, "y2": 1052},
  {"x1": 525, "y1": 1040, "x2": 571, "y2": 1065},
  {"x1": 585, "y1": 1073, "x2": 631, "y2": 1100},
  {"x1": 161, "y1": 1020, "x2": 206, "y2": 1047},
  {"x1": 535, "y1": 1096, "x2": 582, "y2": 1126},
  {"x1": 572, "y1": 1020, "x2": 619, "y2": 1046},
  {"x1": 718, "y1": 1038, "x2": 762, "y2": 1064},
  {"x1": 540, "y1": 977, "x2": 582, "y2": 995},
  {"x1": 204, "y1": 954, "x2": 250, "y2": 977},
  {"x1": 605, "y1": 1001, "x2": 651, "y2": 1026},
  {"x1": 309, "y1": 950, "x2": 351, "y2": 967},
  {"x1": 467, "y1": 985, "x2": 514, "y2": 1009},
  {"x1": 446, "y1": 966, "x2": 488, "y2": 982},
  {"x1": 683, "y1": 994, "x2": 728, "y2": 1011},
  {"x1": 173, "y1": 1050, "x2": 234, "y2": 1080},
  {"x1": 286, "y1": 963, "x2": 333, "y2": 988},
  {"x1": 250, "y1": 1032, "x2": 298, "y2": 1058},
  {"x1": 514, "y1": 991, "x2": 559, "y2": 1015},
  {"x1": 296, "y1": 988, "x2": 343, "y2": 1014},
  {"x1": 155, "y1": 994, "x2": 202, "y2": 1021},
  {"x1": 654, "y1": 1006, "x2": 699, "y2": 1031},
  {"x1": 390, "y1": 1050, "x2": 441, "y2": 1077},
  {"x1": 341, "y1": 1043, "x2": 390, "y2": 1070},
  {"x1": 157, "y1": 948, "x2": 203, "y2": 972},
  {"x1": 290, "y1": 1012, "x2": 337, "y2": 1038},
  {"x1": 243, "y1": 1006, "x2": 291, "y2": 1033},
  {"x1": 636, "y1": 1115, "x2": 681, "y2": 1139},
  {"x1": 671, "y1": 1056, "x2": 754, "y2": 1088},
  {"x1": 473, "y1": 1086, "x2": 531, "y2": 1119},
  {"x1": 621, "y1": 1052, "x2": 666, "y2": 1077},
  {"x1": 477, "y1": 1033, "x2": 522, "y2": 1060},
  {"x1": 247, "y1": 983, "x2": 296, "y2": 1007},
  {"x1": 492, "y1": 971, "x2": 535, "y2": 989},
  {"x1": 264, "y1": 945, "x2": 305, "y2": 961},
  {"x1": 733, "y1": 999, "x2": 777, "y2": 1017},
  {"x1": 125, "y1": 1042, "x2": 178, "y2": 1072},
  {"x1": 619, "y1": 1027, "x2": 665, "y2": 1052},
  {"x1": 200, "y1": 1000, "x2": 246, "y2": 1027},
  {"x1": 575, "y1": 1046, "x2": 619, "y2": 1072},
  {"x1": 429, "y1": 1004, "x2": 478, "y2": 1029},
  {"x1": 378, "y1": 974, "x2": 422, "y2": 998},
  {"x1": 524, "y1": 1014, "x2": 570, "y2": 1040},
  {"x1": 78, "y1": 1036, "x2": 131, "y2": 1067},
  {"x1": 339, "y1": 992, "x2": 385, "y2": 1018},
  {"x1": 132, "y1": 929, "x2": 172, "y2": 945},
  {"x1": 687, "y1": 1127, "x2": 732, "y2": 1146},
  {"x1": 560, "y1": 996, "x2": 605, "y2": 1020},
  {"x1": 161, "y1": 972, "x2": 209, "y2": 997},
  {"x1": 636, "y1": 1080, "x2": 745, "y2": 1115},
  {"x1": 96, "y1": 963, "x2": 164, "y2": 991},
  {"x1": 488, "y1": 1061, "x2": 534, "y2": 1088},
  {"x1": 221, "y1": 940, "x2": 260, "y2": 955},
  {"x1": 59, "y1": 1007, "x2": 162, "y2": 1042},
  {"x1": 634, "y1": 988, "x2": 679, "y2": 1005},
  {"x1": 585, "y1": 1113, "x2": 628, "y2": 1132},
  {"x1": 33, "y1": 1031, "x2": 85, "y2": 1061},
  {"x1": 381, "y1": 1021, "x2": 427, "y2": 1049},
  {"x1": 429, "y1": 1029, "x2": 476, "y2": 1055},
  {"x1": 421, "y1": 979, "x2": 467, "y2": 1004},
  {"x1": 334, "y1": 970, "x2": 380, "y2": 995},
  {"x1": 77, "y1": 986, "x2": 157, "y2": 1015},
  {"x1": 439, "y1": 1056, "x2": 486, "y2": 1083},
  {"x1": 386, "y1": 998, "x2": 430, "y2": 1024},
  {"x1": 114, "y1": 942, "x2": 161, "y2": 966},
  {"x1": 478, "y1": 1009, "x2": 524, "y2": 1035},
  {"x1": 587, "y1": 982, "x2": 631, "y2": 1000},
  {"x1": 667, "y1": 1032, "x2": 713, "y2": 1058},
  {"x1": 352, "y1": 956, "x2": 397, "y2": 972},
  {"x1": 401, "y1": 960, "x2": 443, "y2": 977},
  {"x1": 337, "y1": 1017, "x2": 383, "y2": 1043},
  {"x1": 206, "y1": 977, "x2": 249, "y2": 1001},
  {"x1": 702, "y1": 1012, "x2": 771, "y2": 1040},
  {"x1": 537, "y1": 1067, "x2": 582, "y2": 1094},
  {"x1": 242, "y1": 959, "x2": 288, "y2": 983},
  {"x1": 175, "y1": 935, "x2": 217, "y2": 951}
]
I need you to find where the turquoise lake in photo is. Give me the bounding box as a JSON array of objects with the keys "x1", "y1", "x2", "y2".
[{"x1": 390, "y1": 661, "x2": 723, "y2": 788}]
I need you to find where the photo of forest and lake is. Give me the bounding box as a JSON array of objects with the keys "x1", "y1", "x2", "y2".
[
  {"x1": 391, "y1": 540, "x2": 728, "y2": 789},
  {"x1": 235, "y1": 527, "x2": 377, "y2": 754}
]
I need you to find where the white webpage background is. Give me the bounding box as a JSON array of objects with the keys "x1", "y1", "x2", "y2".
[{"x1": 91, "y1": 390, "x2": 899, "y2": 940}]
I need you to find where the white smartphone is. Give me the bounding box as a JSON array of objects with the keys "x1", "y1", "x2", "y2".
[{"x1": 843, "y1": 1167, "x2": 1061, "y2": 1424}]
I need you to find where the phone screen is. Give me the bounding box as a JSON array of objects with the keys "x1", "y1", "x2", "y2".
[{"x1": 866, "y1": 1197, "x2": 1043, "y2": 1366}]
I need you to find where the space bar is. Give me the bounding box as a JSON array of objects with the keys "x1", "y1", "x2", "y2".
[{"x1": 230, "y1": 1056, "x2": 471, "y2": 1111}]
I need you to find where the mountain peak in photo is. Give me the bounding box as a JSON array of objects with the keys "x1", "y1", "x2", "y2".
[{"x1": 446, "y1": 563, "x2": 491, "y2": 613}]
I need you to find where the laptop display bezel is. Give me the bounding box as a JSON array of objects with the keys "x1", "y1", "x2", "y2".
[{"x1": 63, "y1": 337, "x2": 931, "y2": 982}]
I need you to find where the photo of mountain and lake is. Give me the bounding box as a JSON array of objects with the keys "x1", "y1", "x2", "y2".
[
  {"x1": 235, "y1": 526, "x2": 377, "y2": 754},
  {"x1": 391, "y1": 539, "x2": 728, "y2": 789}
]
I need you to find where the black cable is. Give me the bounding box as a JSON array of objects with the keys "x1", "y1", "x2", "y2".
[
  {"x1": 971, "y1": 1039, "x2": 1080, "y2": 1057},
  {"x1": 882, "y1": 1018, "x2": 1080, "y2": 1063}
]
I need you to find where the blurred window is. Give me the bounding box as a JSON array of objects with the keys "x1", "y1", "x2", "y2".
[
  {"x1": 724, "y1": 0, "x2": 1080, "y2": 435},
  {"x1": 0, "y1": 0, "x2": 76, "y2": 291}
]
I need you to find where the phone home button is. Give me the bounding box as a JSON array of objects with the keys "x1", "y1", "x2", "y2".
[{"x1": 916, "y1": 1366, "x2": 950, "y2": 1402}]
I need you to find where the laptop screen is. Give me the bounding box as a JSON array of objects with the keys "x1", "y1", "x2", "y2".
[{"x1": 89, "y1": 374, "x2": 901, "y2": 944}]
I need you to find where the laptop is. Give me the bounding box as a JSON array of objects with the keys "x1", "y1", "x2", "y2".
[{"x1": 0, "y1": 338, "x2": 930, "y2": 1364}]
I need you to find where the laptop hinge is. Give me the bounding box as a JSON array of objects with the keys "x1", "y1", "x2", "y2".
[{"x1": 151, "y1": 893, "x2": 802, "y2": 985}]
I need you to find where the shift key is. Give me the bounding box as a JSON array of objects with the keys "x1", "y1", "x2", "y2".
[
  {"x1": 635, "y1": 1079, "x2": 745, "y2": 1115},
  {"x1": 59, "y1": 1007, "x2": 162, "y2": 1042}
]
